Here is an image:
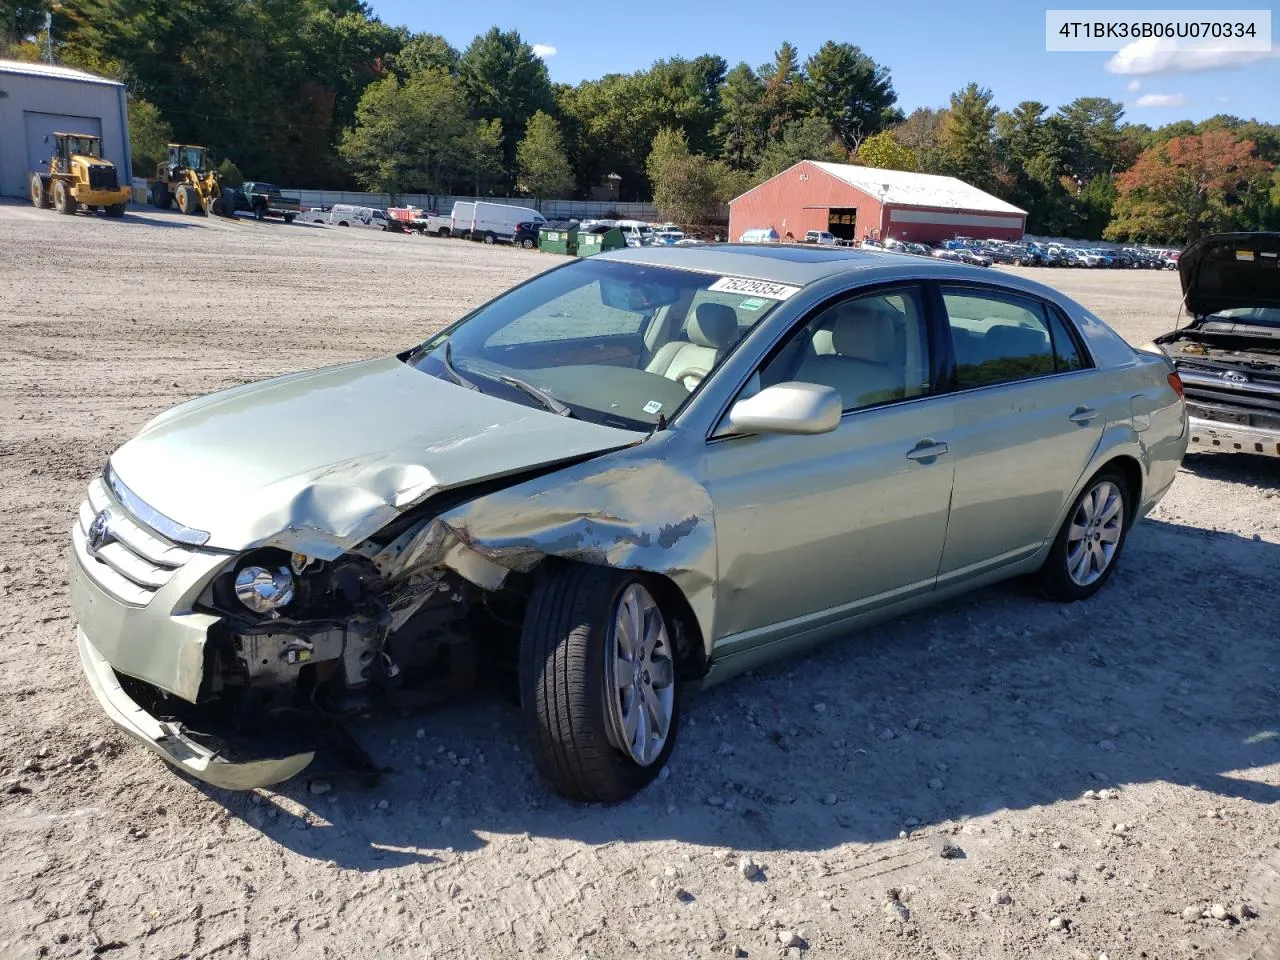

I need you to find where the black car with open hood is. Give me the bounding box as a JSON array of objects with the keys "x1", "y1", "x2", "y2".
[{"x1": 1154, "y1": 232, "x2": 1280, "y2": 458}]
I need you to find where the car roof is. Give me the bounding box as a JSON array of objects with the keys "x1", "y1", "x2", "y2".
[{"x1": 597, "y1": 243, "x2": 952, "y2": 286}]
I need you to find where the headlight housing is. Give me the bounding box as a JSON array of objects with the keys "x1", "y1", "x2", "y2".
[{"x1": 234, "y1": 565, "x2": 295, "y2": 614}]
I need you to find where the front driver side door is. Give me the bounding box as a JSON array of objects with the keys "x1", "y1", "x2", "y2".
[{"x1": 702, "y1": 283, "x2": 956, "y2": 650}]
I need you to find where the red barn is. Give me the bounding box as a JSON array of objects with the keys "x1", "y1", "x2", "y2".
[{"x1": 729, "y1": 160, "x2": 1027, "y2": 245}]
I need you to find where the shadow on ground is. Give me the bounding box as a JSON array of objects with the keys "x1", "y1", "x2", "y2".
[{"x1": 199, "y1": 514, "x2": 1279, "y2": 872}]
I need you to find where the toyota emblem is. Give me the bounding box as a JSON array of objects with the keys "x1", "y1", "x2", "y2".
[
  {"x1": 1221, "y1": 370, "x2": 1249, "y2": 385},
  {"x1": 86, "y1": 510, "x2": 112, "y2": 557}
]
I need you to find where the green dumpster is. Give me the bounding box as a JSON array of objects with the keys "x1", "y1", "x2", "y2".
[
  {"x1": 538, "y1": 219, "x2": 579, "y2": 256},
  {"x1": 579, "y1": 225, "x2": 627, "y2": 257}
]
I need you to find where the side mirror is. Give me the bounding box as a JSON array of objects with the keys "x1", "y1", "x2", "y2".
[{"x1": 724, "y1": 382, "x2": 842, "y2": 436}]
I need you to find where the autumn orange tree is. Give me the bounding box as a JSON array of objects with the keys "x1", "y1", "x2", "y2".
[{"x1": 1104, "y1": 131, "x2": 1274, "y2": 244}]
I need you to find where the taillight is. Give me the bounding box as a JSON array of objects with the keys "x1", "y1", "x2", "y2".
[{"x1": 1167, "y1": 371, "x2": 1185, "y2": 399}]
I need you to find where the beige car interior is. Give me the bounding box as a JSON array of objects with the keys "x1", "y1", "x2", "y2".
[
  {"x1": 645, "y1": 302, "x2": 742, "y2": 391},
  {"x1": 779, "y1": 294, "x2": 931, "y2": 410}
]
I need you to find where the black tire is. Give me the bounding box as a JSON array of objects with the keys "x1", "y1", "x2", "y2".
[
  {"x1": 1038, "y1": 467, "x2": 1133, "y2": 602},
  {"x1": 253, "y1": 202, "x2": 267, "y2": 221},
  {"x1": 521, "y1": 237, "x2": 535, "y2": 249},
  {"x1": 30, "y1": 174, "x2": 48, "y2": 209},
  {"x1": 53, "y1": 180, "x2": 76, "y2": 215},
  {"x1": 176, "y1": 183, "x2": 196, "y2": 215},
  {"x1": 105, "y1": 203, "x2": 126, "y2": 218},
  {"x1": 284, "y1": 213, "x2": 296, "y2": 224},
  {"x1": 483, "y1": 231, "x2": 497, "y2": 244},
  {"x1": 437, "y1": 227, "x2": 450, "y2": 238},
  {"x1": 337, "y1": 220, "x2": 349, "y2": 227},
  {"x1": 520, "y1": 564, "x2": 680, "y2": 803}
]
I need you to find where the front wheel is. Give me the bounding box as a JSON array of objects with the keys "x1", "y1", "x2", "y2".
[
  {"x1": 520, "y1": 566, "x2": 680, "y2": 802},
  {"x1": 284, "y1": 213, "x2": 296, "y2": 224},
  {"x1": 1038, "y1": 468, "x2": 1132, "y2": 602},
  {"x1": 53, "y1": 180, "x2": 77, "y2": 215},
  {"x1": 104, "y1": 203, "x2": 125, "y2": 218},
  {"x1": 30, "y1": 174, "x2": 48, "y2": 209},
  {"x1": 483, "y1": 231, "x2": 496, "y2": 244}
]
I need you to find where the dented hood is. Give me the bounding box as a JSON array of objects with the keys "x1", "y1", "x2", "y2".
[
  {"x1": 107, "y1": 357, "x2": 641, "y2": 556},
  {"x1": 1179, "y1": 232, "x2": 1280, "y2": 317}
]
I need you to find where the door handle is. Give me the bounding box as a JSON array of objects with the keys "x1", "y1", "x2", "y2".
[
  {"x1": 906, "y1": 439, "x2": 949, "y2": 461},
  {"x1": 1069, "y1": 406, "x2": 1098, "y2": 424}
]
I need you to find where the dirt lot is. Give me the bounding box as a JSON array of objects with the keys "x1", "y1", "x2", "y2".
[{"x1": 1, "y1": 201, "x2": 1277, "y2": 960}]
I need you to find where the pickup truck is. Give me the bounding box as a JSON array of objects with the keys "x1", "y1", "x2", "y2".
[
  {"x1": 409, "y1": 212, "x2": 453, "y2": 237},
  {"x1": 1151, "y1": 231, "x2": 1280, "y2": 459},
  {"x1": 226, "y1": 181, "x2": 301, "y2": 223}
]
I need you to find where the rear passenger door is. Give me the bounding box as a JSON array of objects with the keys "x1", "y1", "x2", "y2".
[{"x1": 934, "y1": 284, "x2": 1103, "y2": 582}]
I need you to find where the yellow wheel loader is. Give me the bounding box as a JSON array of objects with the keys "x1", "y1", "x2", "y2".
[
  {"x1": 149, "y1": 144, "x2": 233, "y2": 216},
  {"x1": 29, "y1": 133, "x2": 132, "y2": 217}
]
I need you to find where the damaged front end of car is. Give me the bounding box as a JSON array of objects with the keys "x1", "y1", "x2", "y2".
[{"x1": 70, "y1": 449, "x2": 717, "y2": 791}]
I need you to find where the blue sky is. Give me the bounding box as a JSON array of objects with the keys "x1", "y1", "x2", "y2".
[{"x1": 370, "y1": 0, "x2": 1279, "y2": 123}]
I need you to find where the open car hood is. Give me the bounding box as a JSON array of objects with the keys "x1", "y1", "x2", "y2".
[
  {"x1": 1179, "y1": 232, "x2": 1280, "y2": 318},
  {"x1": 107, "y1": 357, "x2": 642, "y2": 556}
]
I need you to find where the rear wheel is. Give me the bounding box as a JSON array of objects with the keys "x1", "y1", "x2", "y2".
[
  {"x1": 104, "y1": 203, "x2": 126, "y2": 218},
  {"x1": 254, "y1": 202, "x2": 267, "y2": 221},
  {"x1": 521, "y1": 565, "x2": 680, "y2": 802},
  {"x1": 521, "y1": 237, "x2": 535, "y2": 249},
  {"x1": 284, "y1": 213, "x2": 296, "y2": 224},
  {"x1": 1038, "y1": 468, "x2": 1132, "y2": 602},
  {"x1": 29, "y1": 174, "x2": 48, "y2": 208},
  {"x1": 437, "y1": 227, "x2": 450, "y2": 238},
  {"x1": 483, "y1": 231, "x2": 497, "y2": 244},
  {"x1": 53, "y1": 180, "x2": 77, "y2": 215}
]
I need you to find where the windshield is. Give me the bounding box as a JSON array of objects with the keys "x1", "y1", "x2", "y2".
[
  {"x1": 405, "y1": 258, "x2": 788, "y2": 430},
  {"x1": 178, "y1": 146, "x2": 207, "y2": 170},
  {"x1": 1211, "y1": 307, "x2": 1280, "y2": 328},
  {"x1": 66, "y1": 136, "x2": 100, "y2": 158}
]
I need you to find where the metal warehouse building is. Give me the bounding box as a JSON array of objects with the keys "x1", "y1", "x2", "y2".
[
  {"x1": 729, "y1": 160, "x2": 1026, "y2": 245},
  {"x1": 0, "y1": 59, "x2": 131, "y2": 200}
]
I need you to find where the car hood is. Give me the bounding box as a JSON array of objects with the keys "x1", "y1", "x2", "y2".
[
  {"x1": 1179, "y1": 232, "x2": 1280, "y2": 317},
  {"x1": 107, "y1": 357, "x2": 642, "y2": 557}
]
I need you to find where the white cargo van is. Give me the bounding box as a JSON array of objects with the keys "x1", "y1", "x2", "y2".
[
  {"x1": 450, "y1": 201, "x2": 476, "y2": 239},
  {"x1": 328, "y1": 204, "x2": 388, "y2": 230},
  {"x1": 616, "y1": 219, "x2": 655, "y2": 246},
  {"x1": 469, "y1": 201, "x2": 545, "y2": 244}
]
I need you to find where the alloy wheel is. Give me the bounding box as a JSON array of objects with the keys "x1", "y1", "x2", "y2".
[
  {"x1": 604, "y1": 583, "x2": 676, "y2": 766},
  {"x1": 1065, "y1": 480, "x2": 1124, "y2": 586}
]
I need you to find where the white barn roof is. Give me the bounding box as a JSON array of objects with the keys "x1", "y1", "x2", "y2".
[
  {"x1": 809, "y1": 161, "x2": 1026, "y2": 216},
  {"x1": 0, "y1": 58, "x2": 123, "y2": 87}
]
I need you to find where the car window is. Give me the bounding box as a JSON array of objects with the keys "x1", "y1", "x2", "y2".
[
  {"x1": 756, "y1": 286, "x2": 932, "y2": 412},
  {"x1": 942, "y1": 288, "x2": 1079, "y2": 388},
  {"x1": 1045, "y1": 306, "x2": 1089, "y2": 371}
]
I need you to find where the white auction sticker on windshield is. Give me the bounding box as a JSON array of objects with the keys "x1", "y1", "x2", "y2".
[{"x1": 707, "y1": 276, "x2": 801, "y2": 300}]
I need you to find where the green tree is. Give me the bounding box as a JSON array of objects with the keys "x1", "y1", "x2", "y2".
[
  {"x1": 892, "y1": 107, "x2": 948, "y2": 173},
  {"x1": 755, "y1": 116, "x2": 848, "y2": 179},
  {"x1": 1056, "y1": 96, "x2": 1125, "y2": 181},
  {"x1": 388, "y1": 32, "x2": 459, "y2": 77},
  {"x1": 646, "y1": 127, "x2": 719, "y2": 223},
  {"x1": 801, "y1": 41, "x2": 898, "y2": 150},
  {"x1": 216, "y1": 157, "x2": 244, "y2": 187},
  {"x1": 855, "y1": 130, "x2": 917, "y2": 171},
  {"x1": 1, "y1": 1, "x2": 45, "y2": 52},
  {"x1": 339, "y1": 69, "x2": 470, "y2": 196},
  {"x1": 459, "y1": 27, "x2": 554, "y2": 179},
  {"x1": 127, "y1": 95, "x2": 172, "y2": 177},
  {"x1": 758, "y1": 41, "x2": 804, "y2": 138},
  {"x1": 715, "y1": 62, "x2": 767, "y2": 170},
  {"x1": 517, "y1": 110, "x2": 574, "y2": 199},
  {"x1": 938, "y1": 83, "x2": 998, "y2": 188},
  {"x1": 467, "y1": 117, "x2": 504, "y2": 195}
]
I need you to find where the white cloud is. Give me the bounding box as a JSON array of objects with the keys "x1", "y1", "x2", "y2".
[
  {"x1": 1106, "y1": 37, "x2": 1280, "y2": 76},
  {"x1": 1134, "y1": 92, "x2": 1187, "y2": 108},
  {"x1": 531, "y1": 43, "x2": 557, "y2": 59},
  {"x1": 1126, "y1": 79, "x2": 1141, "y2": 92}
]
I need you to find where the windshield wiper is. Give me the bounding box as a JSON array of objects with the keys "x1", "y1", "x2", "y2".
[
  {"x1": 441, "y1": 340, "x2": 479, "y2": 391},
  {"x1": 496, "y1": 374, "x2": 574, "y2": 417}
]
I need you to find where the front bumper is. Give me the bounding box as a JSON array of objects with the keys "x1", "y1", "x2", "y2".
[
  {"x1": 78, "y1": 627, "x2": 314, "y2": 790},
  {"x1": 71, "y1": 185, "x2": 132, "y2": 206},
  {"x1": 1188, "y1": 416, "x2": 1280, "y2": 458}
]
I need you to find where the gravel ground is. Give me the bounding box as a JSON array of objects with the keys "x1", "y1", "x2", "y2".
[{"x1": 1, "y1": 201, "x2": 1277, "y2": 960}]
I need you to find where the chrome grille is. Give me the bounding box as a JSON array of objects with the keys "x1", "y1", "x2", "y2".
[{"x1": 73, "y1": 476, "x2": 197, "y2": 607}]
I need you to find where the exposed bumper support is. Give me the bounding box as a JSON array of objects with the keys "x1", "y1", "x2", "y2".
[
  {"x1": 1188, "y1": 417, "x2": 1280, "y2": 458},
  {"x1": 78, "y1": 628, "x2": 314, "y2": 791}
]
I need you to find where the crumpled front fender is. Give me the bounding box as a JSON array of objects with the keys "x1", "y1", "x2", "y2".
[{"x1": 366, "y1": 454, "x2": 719, "y2": 658}]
